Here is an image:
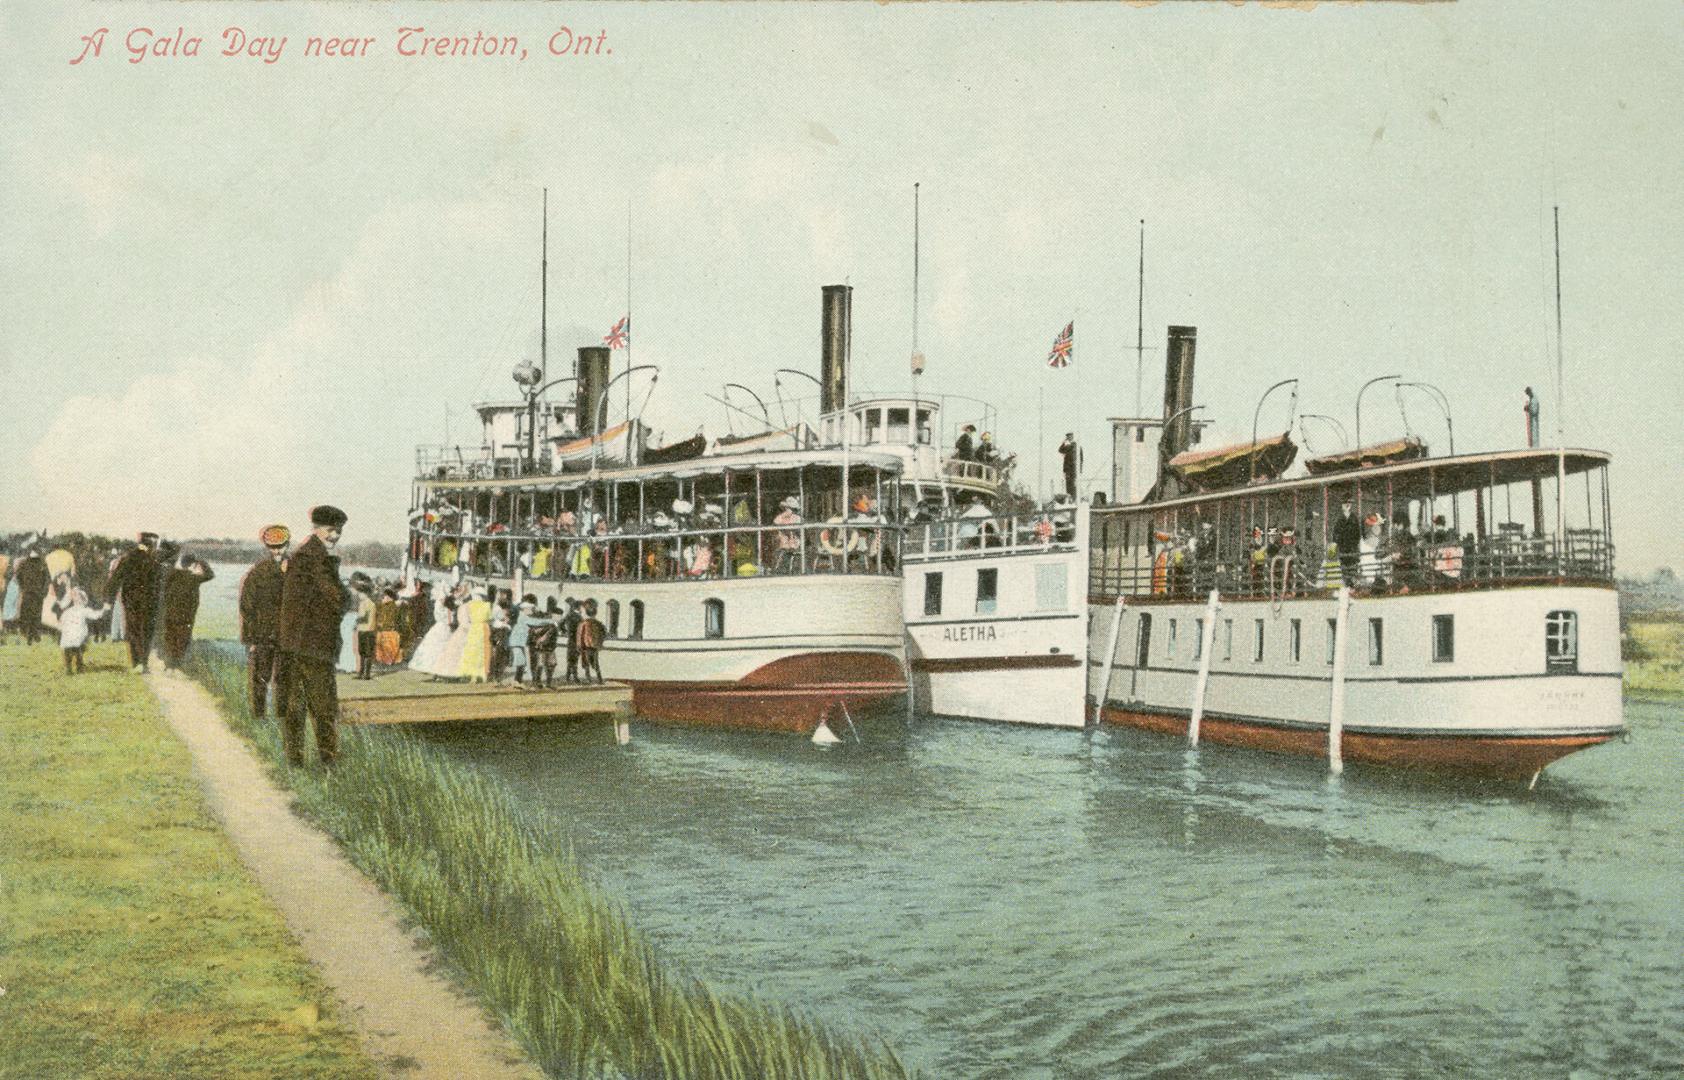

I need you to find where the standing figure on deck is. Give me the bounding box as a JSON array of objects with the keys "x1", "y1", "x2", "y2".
[
  {"x1": 577, "y1": 599, "x2": 605, "y2": 684},
  {"x1": 954, "y1": 424, "x2": 976, "y2": 462},
  {"x1": 1058, "y1": 433, "x2": 1081, "y2": 501},
  {"x1": 106, "y1": 533, "x2": 160, "y2": 670},
  {"x1": 239, "y1": 525, "x2": 290, "y2": 720},
  {"x1": 1523, "y1": 386, "x2": 1542, "y2": 448},
  {"x1": 278, "y1": 505, "x2": 349, "y2": 767},
  {"x1": 1333, "y1": 499, "x2": 1363, "y2": 586},
  {"x1": 160, "y1": 553, "x2": 215, "y2": 670}
]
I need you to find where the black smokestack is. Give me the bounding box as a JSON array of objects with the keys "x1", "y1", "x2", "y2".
[
  {"x1": 576, "y1": 346, "x2": 612, "y2": 436},
  {"x1": 820, "y1": 284, "x2": 852, "y2": 414},
  {"x1": 1161, "y1": 325, "x2": 1197, "y2": 457}
]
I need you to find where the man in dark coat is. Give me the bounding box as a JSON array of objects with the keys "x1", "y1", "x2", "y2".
[
  {"x1": 278, "y1": 506, "x2": 349, "y2": 766},
  {"x1": 160, "y1": 555, "x2": 215, "y2": 669},
  {"x1": 954, "y1": 424, "x2": 975, "y2": 462},
  {"x1": 1058, "y1": 433, "x2": 1081, "y2": 501},
  {"x1": 240, "y1": 525, "x2": 291, "y2": 719},
  {"x1": 14, "y1": 547, "x2": 50, "y2": 646},
  {"x1": 1333, "y1": 499, "x2": 1363, "y2": 586},
  {"x1": 105, "y1": 533, "x2": 160, "y2": 669}
]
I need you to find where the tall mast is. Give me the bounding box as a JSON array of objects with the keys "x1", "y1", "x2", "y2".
[
  {"x1": 1553, "y1": 205, "x2": 1564, "y2": 443},
  {"x1": 1135, "y1": 219, "x2": 1145, "y2": 417},
  {"x1": 912, "y1": 182, "x2": 921, "y2": 444},
  {"x1": 541, "y1": 188, "x2": 548, "y2": 377}
]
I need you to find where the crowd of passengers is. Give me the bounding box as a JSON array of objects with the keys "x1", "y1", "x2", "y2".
[
  {"x1": 409, "y1": 492, "x2": 896, "y2": 579},
  {"x1": 1135, "y1": 496, "x2": 1556, "y2": 599}
]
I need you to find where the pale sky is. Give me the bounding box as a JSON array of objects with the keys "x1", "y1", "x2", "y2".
[{"x1": 2, "y1": 2, "x2": 1680, "y2": 573}]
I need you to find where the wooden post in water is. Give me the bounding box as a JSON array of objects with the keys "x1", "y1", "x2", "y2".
[
  {"x1": 1327, "y1": 585, "x2": 1352, "y2": 775},
  {"x1": 1188, "y1": 589, "x2": 1221, "y2": 746},
  {"x1": 1092, "y1": 595, "x2": 1128, "y2": 728}
]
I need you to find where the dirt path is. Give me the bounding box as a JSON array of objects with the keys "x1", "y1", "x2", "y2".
[{"x1": 147, "y1": 671, "x2": 545, "y2": 1080}]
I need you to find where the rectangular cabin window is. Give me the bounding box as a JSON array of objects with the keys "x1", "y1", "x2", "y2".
[
  {"x1": 1136, "y1": 613, "x2": 1153, "y2": 669},
  {"x1": 863, "y1": 409, "x2": 883, "y2": 444},
  {"x1": 923, "y1": 572, "x2": 943, "y2": 617},
  {"x1": 1327, "y1": 618, "x2": 1338, "y2": 666},
  {"x1": 1432, "y1": 615, "x2": 1454, "y2": 663},
  {"x1": 1368, "y1": 618, "x2": 1384, "y2": 666},
  {"x1": 1545, "y1": 611, "x2": 1578, "y2": 673},
  {"x1": 1223, "y1": 619, "x2": 1234, "y2": 661},
  {"x1": 1167, "y1": 619, "x2": 1178, "y2": 660},
  {"x1": 1194, "y1": 619, "x2": 1204, "y2": 661},
  {"x1": 916, "y1": 409, "x2": 933, "y2": 445},
  {"x1": 887, "y1": 407, "x2": 911, "y2": 443},
  {"x1": 629, "y1": 600, "x2": 645, "y2": 640},
  {"x1": 1035, "y1": 563, "x2": 1067, "y2": 611},
  {"x1": 1135, "y1": 427, "x2": 1146, "y2": 443},
  {"x1": 1253, "y1": 619, "x2": 1266, "y2": 662},
  {"x1": 607, "y1": 600, "x2": 621, "y2": 638},
  {"x1": 976, "y1": 568, "x2": 998, "y2": 615},
  {"x1": 704, "y1": 598, "x2": 725, "y2": 639},
  {"x1": 1290, "y1": 619, "x2": 1302, "y2": 663}
]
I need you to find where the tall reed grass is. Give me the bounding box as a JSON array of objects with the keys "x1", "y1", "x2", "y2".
[{"x1": 185, "y1": 649, "x2": 911, "y2": 1080}]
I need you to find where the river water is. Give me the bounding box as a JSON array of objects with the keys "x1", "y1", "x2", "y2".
[{"x1": 193, "y1": 568, "x2": 1682, "y2": 1077}]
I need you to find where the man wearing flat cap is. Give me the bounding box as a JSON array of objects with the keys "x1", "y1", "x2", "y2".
[
  {"x1": 278, "y1": 506, "x2": 349, "y2": 766},
  {"x1": 106, "y1": 532, "x2": 161, "y2": 671},
  {"x1": 240, "y1": 524, "x2": 291, "y2": 722}
]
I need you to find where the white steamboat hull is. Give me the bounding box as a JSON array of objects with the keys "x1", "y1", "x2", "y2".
[
  {"x1": 415, "y1": 570, "x2": 907, "y2": 732},
  {"x1": 1086, "y1": 585, "x2": 1625, "y2": 779}
]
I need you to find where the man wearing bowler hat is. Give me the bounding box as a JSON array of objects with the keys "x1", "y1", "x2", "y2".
[
  {"x1": 106, "y1": 532, "x2": 161, "y2": 671},
  {"x1": 240, "y1": 524, "x2": 292, "y2": 721},
  {"x1": 278, "y1": 506, "x2": 349, "y2": 766}
]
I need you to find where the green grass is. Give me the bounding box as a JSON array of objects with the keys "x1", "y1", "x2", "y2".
[
  {"x1": 1624, "y1": 616, "x2": 1684, "y2": 696},
  {"x1": 0, "y1": 642, "x2": 378, "y2": 1080},
  {"x1": 184, "y1": 646, "x2": 913, "y2": 1080}
]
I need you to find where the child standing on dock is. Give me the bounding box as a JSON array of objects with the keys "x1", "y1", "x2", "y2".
[
  {"x1": 508, "y1": 594, "x2": 540, "y2": 687},
  {"x1": 528, "y1": 599, "x2": 560, "y2": 688},
  {"x1": 577, "y1": 599, "x2": 605, "y2": 684}
]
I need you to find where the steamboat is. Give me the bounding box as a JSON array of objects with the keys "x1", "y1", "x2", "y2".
[
  {"x1": 1085, "y1": 327, "x2": 1624, "y2": 782},
  {"x1": 406, "y1": 285, "x2": 908, "y2": 732}
]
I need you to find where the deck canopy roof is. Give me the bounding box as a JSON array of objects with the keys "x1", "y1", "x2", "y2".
[
  {"x1": 418, "y1": 447, "x2": 905, "y2": 494},
  {"x1": 1096, "y1": 447, "x2": 1611, "y2": 518}
]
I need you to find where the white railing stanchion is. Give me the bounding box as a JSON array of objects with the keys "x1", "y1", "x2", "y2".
[
  {"x1": 1188, "y1": 589, "x2": 1221, "y2": 746},
  {"x1": 1327, "y1": 585, "x2": 1352, "y2": 775},
  {"x1": 1092, "y1": 595, "x2": 1128, "y2": 728}
]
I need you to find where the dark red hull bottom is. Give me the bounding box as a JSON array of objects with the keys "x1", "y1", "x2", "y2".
[
  {"x1": 1098, "y1": 704, "x2": 1619, "y2": 781},
  {"x1": 627, "y1": 652, "x2": 907, "y2": 733}
]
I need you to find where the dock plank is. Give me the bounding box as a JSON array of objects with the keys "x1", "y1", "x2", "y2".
[{"x1": 336, "y1": 670, "x2": 632, "y2": 725}]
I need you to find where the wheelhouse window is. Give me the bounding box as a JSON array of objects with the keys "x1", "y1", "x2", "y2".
[
  {"x1": 1368, "y1": 618, "x2": 1384, "y2": 666},
  {"x1": 924, "y1": 572, "x2": 943, "y2": 617},
  {"x1": 976, "y1": 568, "x2": 998, "y2": 615},
  {"x1": 607, "y1": 599, "x2": 621, "y2": 638},
  {"x1": 629, "y1": 600, "x2": 645, "y2": 639},
  {"x1": 887, "y1": 407, "x2": 911, "y2": 443},
  {"x1": 863, "y1": 409, "x2": 884, "y2": 444},
  {"x1": 1253, "y1": 619, "x2": 1266, "y2": 662},
  {"x1": 1290, "y1": 619, "x2": 1302, "y2": 664},
  {"x1": 704, "y1": 598, "x2": 725, "y2": 639},
  {"x1": 1545, "y1": 610, "x2": 1578, "y2": 673},
  {"x1": 1432, "y1": 615, "x2": 1454, "y2": 663},
  {"x1": 916, "y1": 409, "x2": 933, "y2": 445}
]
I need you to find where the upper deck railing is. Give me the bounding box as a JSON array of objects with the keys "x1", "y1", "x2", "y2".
[
  {"x1": 408, "y1": 519, "x2": 902, "y2": 582},
  {"x1": 904, "y1": 511, "x2": 1079, "y2": 560},
  {"x1": 415, "y1": 445, "x2": 527, "y2": 480},
  {"x1": 1090, "y1": 528, "x2": 1615, "y2": 602},
  {"x1": 940, "y1": 458, "x2": 1002, "y2": 486}
]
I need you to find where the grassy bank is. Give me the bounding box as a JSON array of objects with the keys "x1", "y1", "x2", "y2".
[
  {"x1": 0, "y1": 642, "x2": 377, "y2": 1080},
  {"x1": 1624, "y1": 615, "x2": 1684, "y2": 696},
  {"x1": 184, "y1": 646, "x2": 912, "y2": 1080}
]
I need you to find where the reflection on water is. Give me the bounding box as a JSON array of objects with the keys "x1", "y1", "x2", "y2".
[{"x1": 409, "y1": 700, "x2": 1683, "y2": 1078}]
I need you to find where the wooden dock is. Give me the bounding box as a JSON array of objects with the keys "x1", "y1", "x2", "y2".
[{"x1": 337, "y1": 670, "x2": 632, "y2": 726}]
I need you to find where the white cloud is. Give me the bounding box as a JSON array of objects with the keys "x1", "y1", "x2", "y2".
[{"x1": 59, "y1": 152, "x2": 143, "y2": 238}]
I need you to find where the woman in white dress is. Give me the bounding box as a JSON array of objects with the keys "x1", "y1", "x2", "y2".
[
  {"x1": 408, "y1": 586, "x2": 456, "y2": 677},
  {"x1": 420, "y1": 583, "x2": 473, "y2": 680}
]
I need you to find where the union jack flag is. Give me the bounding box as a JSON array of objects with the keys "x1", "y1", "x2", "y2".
[
  {"x1": 604, "y1": 314, "x2": 630, "y2": 350},
  {"x1": 1047, "y1": 321, "x2": 1073, "y2": 368}
]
